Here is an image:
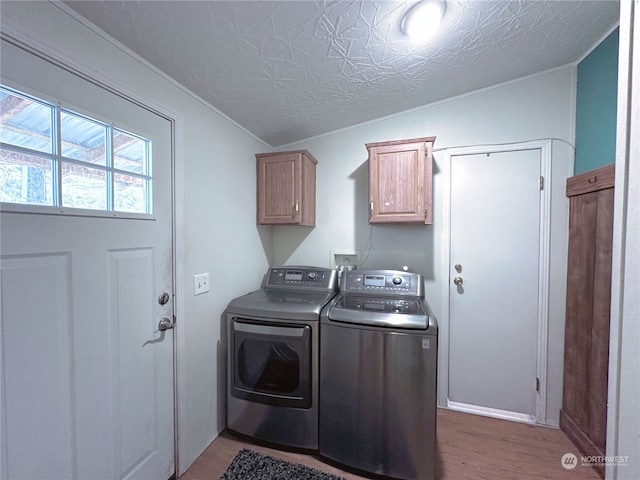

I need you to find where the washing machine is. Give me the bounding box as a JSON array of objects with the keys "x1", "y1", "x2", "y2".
[{"x1": 320, "y1": 269, "x2": 438, "y2": 479}]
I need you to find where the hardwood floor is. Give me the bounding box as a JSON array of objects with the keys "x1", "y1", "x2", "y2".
[{"x1": 180, "y1": 408, "x2": 600, "y2": 480}]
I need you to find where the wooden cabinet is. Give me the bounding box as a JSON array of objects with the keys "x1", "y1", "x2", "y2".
[
  {"x1": 366, "y1": 137, "x2": 435, "y2": 224},
  {"x1": 256, "y1": 150, "x2": 317, "y2": 226},
  {"x1": 560, "y1": 164, "x2": 614, "y2": 477}
]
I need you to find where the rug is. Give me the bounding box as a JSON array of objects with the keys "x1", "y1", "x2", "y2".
[{"x1": 220, "y1": 448, "x2": 346, "y2": 480}]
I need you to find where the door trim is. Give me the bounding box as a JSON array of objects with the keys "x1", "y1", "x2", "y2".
[{"x1": 439, "y1": 140, "x2": 552, "y2": 425}]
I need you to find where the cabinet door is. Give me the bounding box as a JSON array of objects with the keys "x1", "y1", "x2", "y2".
[
  {"x1": 257, "y1": 153, "x2": 300, "y2": 224},
  {"x1": 368, "y1": 139, "x2": 433, "y2": 224}
]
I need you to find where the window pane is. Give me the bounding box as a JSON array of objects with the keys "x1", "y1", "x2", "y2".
[
  {"x1": 113, "y1": 130, "x2": 147, "y2": 174},
  {"x1": 0, "y1": 148, "x2": 53, "y2": 205},
  {"x1": 61, "y1": 162, "x2": 107, "y2": 209},
  {"x1": 60, "y1": 111, "x2": 107, "y2": 165},
  {"x1": 114, "y1": 173, "x2": 147, "y2": 214},
  {"x1": 0, "y1": 88, "x2": 53, "y2": 154}
]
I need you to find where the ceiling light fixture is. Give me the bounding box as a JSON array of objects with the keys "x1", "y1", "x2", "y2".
[{"x1": 401, "y1": 0, "x2": 447, "y2": 40}]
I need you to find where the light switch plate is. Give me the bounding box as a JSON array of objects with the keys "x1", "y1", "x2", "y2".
[{"x1": 193, "y1": 272, "x2": 210, "y2": 295}]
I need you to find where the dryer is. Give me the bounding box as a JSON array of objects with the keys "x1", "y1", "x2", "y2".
[{"x1": 226, "y1": 266, "x2": 337, "y2": 450}]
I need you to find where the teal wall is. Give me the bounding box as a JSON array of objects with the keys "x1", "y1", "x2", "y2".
[{"x1": 574, "y1": 29, "x2": 619, "y2": 174}]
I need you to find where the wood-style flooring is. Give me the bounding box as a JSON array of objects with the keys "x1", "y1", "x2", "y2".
[{"x1": 180, "y1": 408, "x2": 600, "y2": 480}]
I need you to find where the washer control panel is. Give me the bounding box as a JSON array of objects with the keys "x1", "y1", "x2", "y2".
[
  {"x1": 341, "y1": 269, "x2": 423, "y2": 297},
  {"x1": 339, "y1": 296, "x2": 422, "y2": 314},
  {"x1": 265, "y1": 266, "x2": 337, "y2": 290}
]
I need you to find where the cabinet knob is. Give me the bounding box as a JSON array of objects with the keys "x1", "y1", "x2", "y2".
[{"x1": 453, "y1": 276, "x2": 464, "y2": 286}]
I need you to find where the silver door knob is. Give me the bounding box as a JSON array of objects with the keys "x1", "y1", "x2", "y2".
[
  {"x1": 453, "y1": 277, "x2": 463, "y2": 286},
  {"x1": 158, "y1": 317, "x2": 175, "y2": 331}
]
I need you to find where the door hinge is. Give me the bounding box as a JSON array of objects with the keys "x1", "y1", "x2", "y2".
[
  {"x1": 536, "y1": 377, "x2": 540, "y2": 392},
  {"x1": 539, "y1": 176, "x2": 544, "y2": 190}
]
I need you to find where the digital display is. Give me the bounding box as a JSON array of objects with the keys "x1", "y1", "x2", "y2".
[
  {"x1": 363, "y1": 275, "x2": 385, "y2": 287},
  {"x1": 363, "y1": 302, "x2": 386, "y2": 311},
  {"x1": 284, "y1": 270, "x2": 303, "y2": 281}
]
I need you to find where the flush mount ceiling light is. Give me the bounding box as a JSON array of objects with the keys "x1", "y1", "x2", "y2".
[{"x1": 401, "y1": 0, "x2": 447, "y2": 40}]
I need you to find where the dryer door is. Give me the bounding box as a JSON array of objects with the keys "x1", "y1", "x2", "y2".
[{"x1": 231, "y1": 318, "x2": 311, "y2": 408}]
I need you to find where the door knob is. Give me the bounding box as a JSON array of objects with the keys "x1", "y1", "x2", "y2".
[
  {"x1": 158, "y1": 317, "x2": 175, "y2": 331},
  {"x1": 453, "y1": 277, "x2": 464, "y2": 286}
]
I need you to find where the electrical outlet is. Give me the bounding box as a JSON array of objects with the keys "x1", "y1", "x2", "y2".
[{"x1": 193, "y1": 272, "x2": 210, "y2": 295}]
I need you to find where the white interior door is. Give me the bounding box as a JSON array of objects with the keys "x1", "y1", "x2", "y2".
[
  {"x1": 1, "y1": 42, "x2": 175, "y2": 479},
  {"x1": 448, "y1": 149, "x2": 541, "y2": 422}
]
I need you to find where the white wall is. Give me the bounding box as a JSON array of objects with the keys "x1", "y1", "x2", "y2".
[
  {"x1": 276, "y1": 66, "x2": 577, "y2": 425},
  {"x1": 0, "y1": 1, "x2": 272, "y2": 474}
]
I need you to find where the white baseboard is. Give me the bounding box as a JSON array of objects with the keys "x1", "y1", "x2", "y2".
[{"x1": 446, "y1": 400, "x2": 536, "y2": 424}]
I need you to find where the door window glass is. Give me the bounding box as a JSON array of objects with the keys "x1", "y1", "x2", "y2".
[
  {"x1": 0, "y1": 85, "x2": 152, "y2": 216},
  {"x1": 0, "y1": 150, "x2": 54, "y2": 206},
  {"x1": 60, "y1": 111, "x2": 107, "y2": 165},
  {"x1": 61, "y1": 162, "x2": 107, "y2": 209},
  {"x1": 0, "y1": 89, "x2": 53, "y2": 153}
]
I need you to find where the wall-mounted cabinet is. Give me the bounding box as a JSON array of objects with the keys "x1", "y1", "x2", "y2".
[
  {"x1": 367, "y1": 137, "x2": 435, "y2": 224},
  {"x1": 256, "y1": 150, "x2": 317, "y2": 226}
]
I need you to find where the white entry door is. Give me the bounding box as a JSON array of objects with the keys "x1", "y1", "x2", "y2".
[
  {"x1": 448, "y1": 148, "x2": 541, "y2": 422},
  {"x1": 1, "y1": 42, "x2": 175, "y2": 479}
]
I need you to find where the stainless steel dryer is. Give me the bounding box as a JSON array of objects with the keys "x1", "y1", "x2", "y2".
[
  {"x1": 320, "y1": 269, "x2": 438, "y2": 480},
  {"x1": 226, "y1": 266, "x2": 337, "y2": 450}
]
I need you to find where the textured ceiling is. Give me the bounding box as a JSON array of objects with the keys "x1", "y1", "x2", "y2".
[{"x1": 62, "y1": 1, "x2": 620, "y2": 147}]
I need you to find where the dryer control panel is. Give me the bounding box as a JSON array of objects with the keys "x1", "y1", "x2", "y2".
[{"x1": 265, "y1": 266, "x2": 338, "y2": 291}]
